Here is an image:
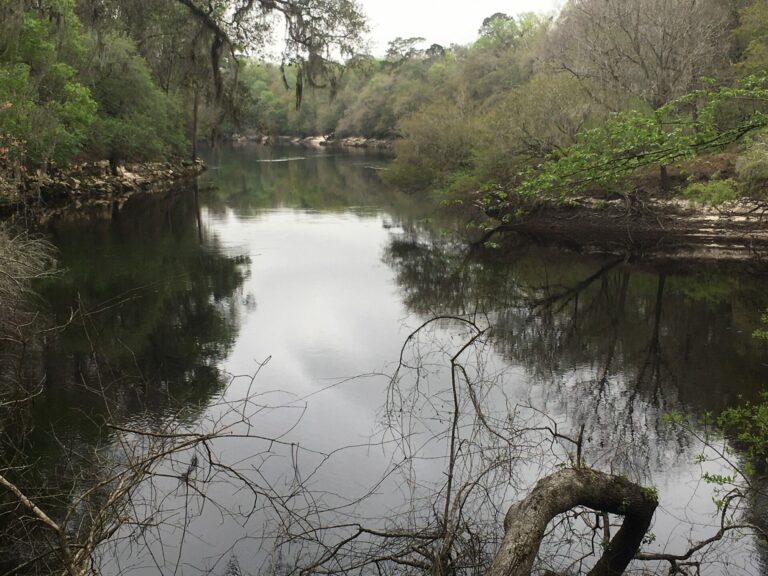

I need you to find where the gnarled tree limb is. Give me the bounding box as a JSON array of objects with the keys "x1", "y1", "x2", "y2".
[{"x1": 487, "y1": 468, "x2": 657, "y2": 576}]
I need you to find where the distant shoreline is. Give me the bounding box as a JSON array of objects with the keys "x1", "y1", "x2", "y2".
[{"x1": 229, "y1": 133, "x2": 394, "y2": 151}]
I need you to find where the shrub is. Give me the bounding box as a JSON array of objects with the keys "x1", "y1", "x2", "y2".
[
  {"x1": 388, "y1": 98, "x2": 477, "y2": 193},
  {"x1": 682, "y1": 179, "x2": 739, "y2": 206},
  {"x1": 735, "y1": 137, "x2": 768, "y2": 198},
  {"x1": 83, "y1": 33, "x2": 186, "y2": 165}
]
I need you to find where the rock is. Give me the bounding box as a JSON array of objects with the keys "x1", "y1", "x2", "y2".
[{"x1": 1, "y1": 156, "x2": 206, "y2": 218}]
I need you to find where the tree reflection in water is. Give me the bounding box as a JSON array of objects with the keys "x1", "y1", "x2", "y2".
[
  {"x1": 383, "y1": 225, "x2": 768, "y2": 573},
  {"x1": 1, "y1": 146, "x2": 767, "y2": 574},
  {"x1": 0, "y1": 187, "x2": 250, "y2": 575}
]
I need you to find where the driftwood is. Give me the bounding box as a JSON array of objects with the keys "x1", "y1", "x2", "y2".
[{"x1": 487, "y1": 468, "x2": 658, "y2": 576}]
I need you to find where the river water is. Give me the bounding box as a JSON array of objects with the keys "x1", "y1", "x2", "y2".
[{"x1": 9, "y1": 145, "x2": 768, "y2": 575}]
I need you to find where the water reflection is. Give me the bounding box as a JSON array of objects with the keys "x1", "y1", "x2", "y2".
[
  {"x1": 201, "y1": 145, "x2": 404, "y2": 215},
  {"x1": 1, "y1": 145, "x2": 766, "y2": 575},
  {"x1": 385, "y1": 231, "x2": 768, "y2": 413},
  {"x1": 384, "y1": 227, "x2": 768, "y2": 573},
  {"x1": 389, "y1": 233, "x2": 766, "y2": 451},
  {"x1": 0, "y1": 187, "x2": 249, "y2": 574},
  {"x1": 40, "y1": 187, "x2": 248, "y2": 404}
]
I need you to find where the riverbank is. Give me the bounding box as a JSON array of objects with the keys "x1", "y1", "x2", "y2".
[
  {"x1": 0, "y1": 159, "x2": 205, "y2": 220},
  {"x1": 488, "y1": 194, "x2": 768, "y2": 262},
  {"x1": 230, "y1": 133, "x2": 393, "y2": 151}
]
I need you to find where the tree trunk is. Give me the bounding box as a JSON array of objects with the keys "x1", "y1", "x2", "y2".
[
  {"x1": 486, "y1": 468, "x2": 657, "y2": 576},
  {"x1": 191, "y1": 88, "x2": 199, "y2": 162},
  {"x1": 108, "y1": 154, "x2": 120, "y2": 177},
  {"x1": 659, "y1": 164, "x2": 669, "y2": 193}
]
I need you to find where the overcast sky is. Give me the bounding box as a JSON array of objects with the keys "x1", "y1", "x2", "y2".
[{"x1": 358, "y1": 0, "x2": 565, "y2": 55}]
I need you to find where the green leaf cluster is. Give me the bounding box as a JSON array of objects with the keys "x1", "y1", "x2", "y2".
[
  {"x1": 83, "y1": 33, "x2": 186, "y2": 164},
  {"x1": 718, "y1": 392, "x2": 768, "y2": 466},
  {"x1": 495, "y1": 77, "x2": 768, "y2": 205},
  {"x1": 682, "y1": 179, "x2": 738, "y2": 206},
  {"x1": 0, "y1": 2, "x2": 96, "y2": 168}
]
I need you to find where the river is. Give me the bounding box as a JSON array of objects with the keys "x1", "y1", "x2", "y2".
[{"x1": 6, "y1": 144, "x2": 768, "y2": 575}]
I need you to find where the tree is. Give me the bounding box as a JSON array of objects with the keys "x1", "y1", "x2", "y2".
[
  {"x1": 460, "y1": 13, "x2": 547, "y2": 103},
  {"x1": 477, "y1": 12, "x2": 541, "y2": 51},
  {"x1": 0, "y1": 224, "x2": 56, "y2": 389},
  {"x1": 389, "y1": 96, "x2": 478, "y2": 192},
  {"x1": 476, "y1": 72, "x2": 600, "y2": 186},
  {"x1": 487, "y1": 469, "x2": 658, "y2": 576},
  {"x1": 547, "y1": 0, "x2": 733, "y2": 110},
  {"x1": 734, "y1": 0, "x2": 768, "y2": 78},
  {"x1": 478, "y1": 13, "x2": 515, "y2": 44},
  {"x1": 384, "y1": 14, "x2": 550, "y2": 196},
  {"x1": 83, "y1": 33, "x2": 186, "y2": 170},
  {"x1": 74, "y1": 0, "x2": 367, "y2": 154},
  {"x1": 0, "y1": 1, "x2": 96, "y2": 169},
  {"x1": 476, "y1": 77, "x2": 768, "y2": 215},
  {"x1": 173, "y1": 0, "x2": 366, "y2": 120},
  {"x1": 386, "y1": 37, "x2": 427, "y2": 66}
]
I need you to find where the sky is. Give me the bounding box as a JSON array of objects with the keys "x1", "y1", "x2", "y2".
[{"x1": 358, "y1": 0, "x2": 565, "y2": 55}]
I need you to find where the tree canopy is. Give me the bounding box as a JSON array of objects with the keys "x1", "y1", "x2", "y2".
[{"x1": 0, "y1": 0, "x2": 367, "y2": 173}]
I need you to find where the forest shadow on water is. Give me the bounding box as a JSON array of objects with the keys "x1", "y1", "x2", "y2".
[{"x1": 2, "y1": 146, "x2": 767, "y2": 575}]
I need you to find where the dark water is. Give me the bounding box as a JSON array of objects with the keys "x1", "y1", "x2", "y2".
[{"x1": 6, "y1": 145, "x2": 768, "y2": 575}]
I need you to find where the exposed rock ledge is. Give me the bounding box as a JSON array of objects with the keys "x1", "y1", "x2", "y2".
[
  {"x1": 0, "y1": 159, "x2": 205, "y2": 218},
  {"x1": 493, "y1": 195, "x2": 768, "y2": 262}
]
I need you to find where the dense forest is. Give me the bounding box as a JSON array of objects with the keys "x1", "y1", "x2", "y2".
[
  {"x1": 0, "y1": 0, "x2": 365, "y2": 185},
  {"x1": 239, "y1": 0, "x2": 768, "y2": 211},
  {"x1": 4, "y1": 0, "x2": 768, "y2": 213}
]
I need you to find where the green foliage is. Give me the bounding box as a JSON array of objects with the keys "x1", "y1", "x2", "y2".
[
  {"x1": 734, "y1": 1, "x2": 768, "y2": 78},
  {"x1": 0, "y1": 65, "x2": 35, "y2": 166},
  {"x1": 735, "y1": 133, "x2": 768, "y2": 198},
  {"x1": 640, "y1": 485, "x2": 659, "y2": 503},
  {"x1": 682, "y1": 179, "x2": 738, "y2": 206},
  {"x1": 476, "y1": 72, "x2": 599, "y2": 185},
  {"x1": 0, "y1": 0, "x2": 368, "y2": 173},
  {"x1": 3, "y1": 0, "x2": 763, "y2": 199},
  {"x1": 388, "y1": 98, "x2": 478, "y2": 196},
  {"x1": 486, "y1": 77, "x2": 768, "y2": 206},
  {"x1": 386, "y1": 37, "x2": 426, "y2": 64},
  {"x1": 230, "y1": 11, "x2": 549, "y2": 155},
  {"x1": 238, "y1": 63, "x2": 290, "y2": 134},
  {"x1": 752, "y1": 310, "x2": 768, "y2": 341},
  {"x1": 337, "y1": 72, "x2": 399, "y2": 137},
  {"x1": 718, "y1": 393, "x2": 768, "y2": 466},
  {"x1": 461, "y1": 12, "x2": 545, "y2": 102},
  {"x1": 509, "y1": 109, "x2": 678, "y2": 201},
  {"x1": 83, "y1": 33, "x2": 186, "y2": 163},
  {"x1": 0, "y1": 2, "x2": 96, "y2": 168}
]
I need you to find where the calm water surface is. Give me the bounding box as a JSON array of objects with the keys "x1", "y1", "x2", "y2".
[{"x1": 17, "y1": 145, "x2": 768, "y2": 574}]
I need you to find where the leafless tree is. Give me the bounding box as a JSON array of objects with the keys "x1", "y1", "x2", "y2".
[
  {"x1": 0, "y1": 361, "x2": 356, "y2": 576},
  {"x1": 546, "y1": 0, "x2": 734, "y2": 111},
  {"x1": 0, "y1": 224, "x2": 57, "y2": 439},
  {"x1": 0, "y1": 223, "x2": 56, "y2": 325}
]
